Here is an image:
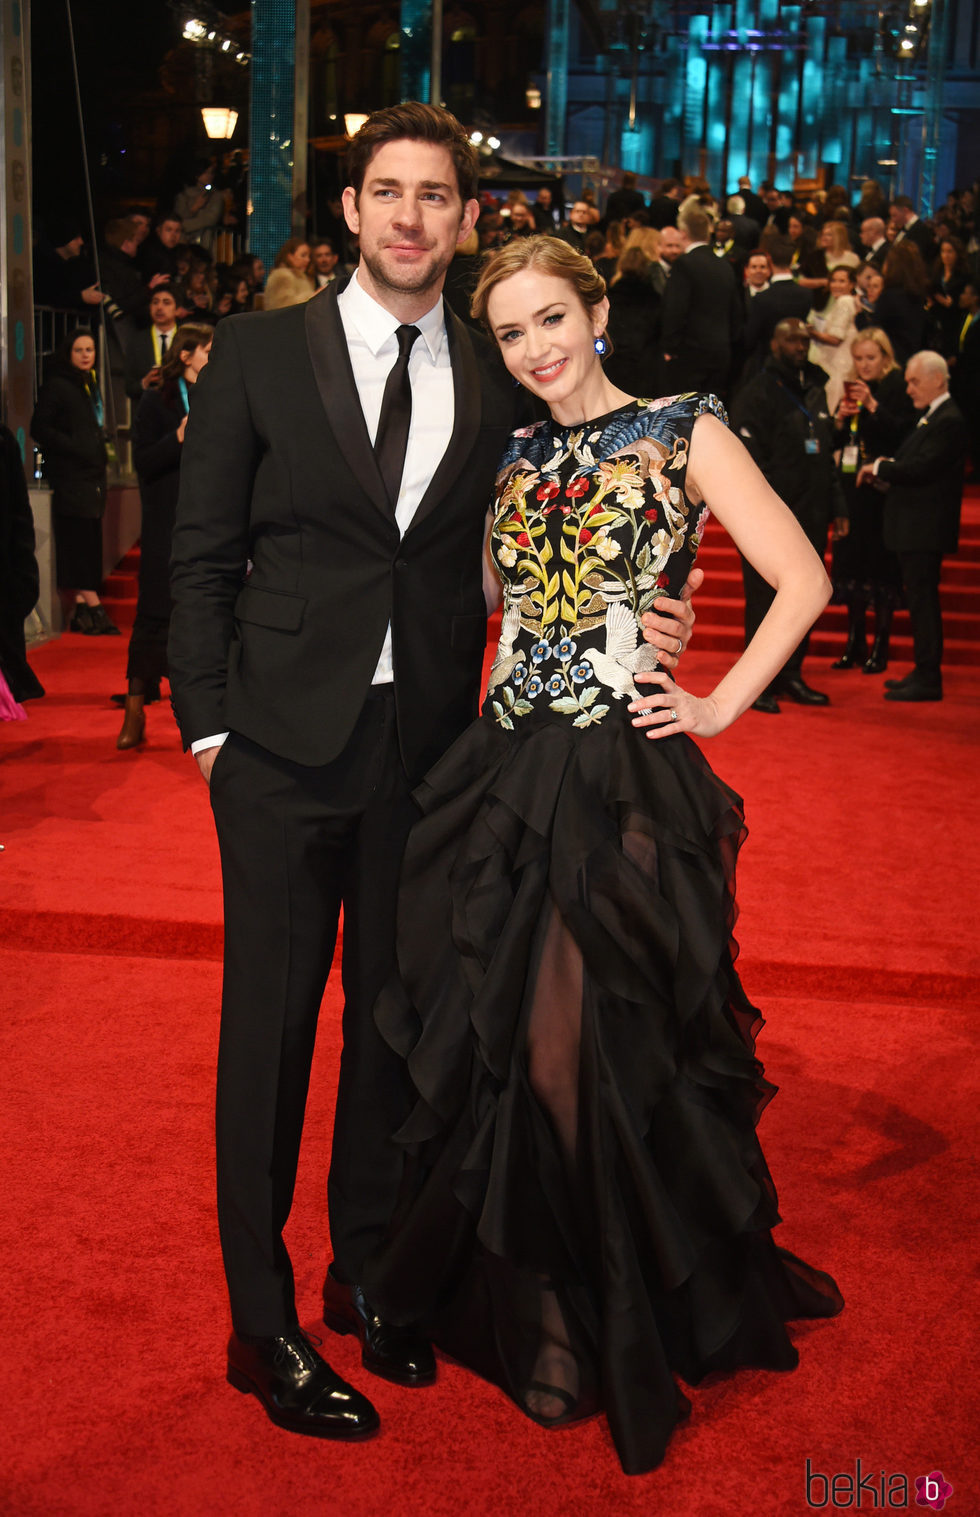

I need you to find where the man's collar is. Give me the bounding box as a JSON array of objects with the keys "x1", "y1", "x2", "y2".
[
  {"x1": 923, "y1": 391, "x2": 950, "y2": 418},
  {"x1": 684, "y1": 240, "x2": 708, "y2": 252},
  {"x1": 339, "y1": 268, "x2": 446, "y2": 362},
  {"x1": 770, "y1": 272, "x2": 795, "y2": 282}
]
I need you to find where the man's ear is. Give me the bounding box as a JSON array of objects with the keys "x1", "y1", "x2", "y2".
[
  {"x1": 342, "y1": 186, "x2": 360, "y2": 236},
  {"x1": 458, "y1": 198, "x2": 480, "y2": 247}
]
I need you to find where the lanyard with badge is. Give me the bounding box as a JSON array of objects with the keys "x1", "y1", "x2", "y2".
[{"x1": 769, "y1": 371, "x2": 821, "y2": 454}]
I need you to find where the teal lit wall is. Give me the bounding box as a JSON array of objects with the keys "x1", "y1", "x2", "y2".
[
  {"x1": 400, "y1": 0, "x2": 431, "y2": 104},
  {"x1": 590, "y1": 0, "x2": 947, "y2": 195},
  {"x1": 249, "y1": 0, "x2": 296, "y2": 274}
]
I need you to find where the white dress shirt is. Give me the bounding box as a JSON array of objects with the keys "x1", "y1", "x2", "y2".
[
  {"x1": 339, "y1": 270, "x2": 455, "y2": 683},
  {"x1": 191, "y1": 269, "x2": 455, "y2": 754}
]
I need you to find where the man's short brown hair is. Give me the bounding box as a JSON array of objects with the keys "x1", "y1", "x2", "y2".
[
  {"x1": 346, "y1": 102, "x2": 478, "y2": 205},
  {"x1": 104, "y1": 217, "x2": 138, "y2": 250}
]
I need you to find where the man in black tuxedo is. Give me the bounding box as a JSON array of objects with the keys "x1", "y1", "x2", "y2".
[
  {"x1": 740, "y1": 236, "x2": 811, "y2": 381},
  {"x1": 661, "y1": 204, "x2": 742, "y2": 398},
  {"x1": 169, "y1": 103, "x2": 696, "y2": 1442},
  {"x1": 859, "y1": 217, "x2": 888, "y2": 270},
  {"x1": 888, "y1": 196, "x2": 937, "y2": 267},
  {"x1": 858, "y1": 351, "x2": 968, "y2": 701}
]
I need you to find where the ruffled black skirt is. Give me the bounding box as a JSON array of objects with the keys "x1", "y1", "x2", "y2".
[{"x1": 364, "y1": 708, "x2": 842, "y2": 1475}]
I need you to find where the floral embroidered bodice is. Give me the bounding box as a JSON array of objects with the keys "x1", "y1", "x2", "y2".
[{"x1": 487, "y1": 394, "x2": 724, "y2": 729}]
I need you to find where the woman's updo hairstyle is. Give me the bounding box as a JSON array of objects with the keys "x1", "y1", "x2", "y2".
[{"x1": 471, "y1": 234, "x2": 606, "y2": 330}]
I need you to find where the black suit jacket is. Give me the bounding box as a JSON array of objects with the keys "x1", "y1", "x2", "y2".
[
  {"x1": 877, "y1": 397, "x2": 968, "y2": 555},
  {"x1": 742, "y1": 278, "x2": 812, "y2": 366},
  {"x1": 125, "y1": 328, "x2": 177, "y2": 400},
  {"x1": 168, "y1": 285, "x2": 516, "y2": 781},
  {"x1": 862, "y1": 242, "x2": 888, "y2": 272},
  {"x1": 896, "y1": 220, "x2": 937, "y2": 268},
  {"x1": 661, "y1": 245, "x2": 742, "y2": 360}
]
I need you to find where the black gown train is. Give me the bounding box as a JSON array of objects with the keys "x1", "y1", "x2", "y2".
[{"x1": 363, "y1": 394, "x2": 843, "y2": 1475}]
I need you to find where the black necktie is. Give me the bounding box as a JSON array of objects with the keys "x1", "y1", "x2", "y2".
[
  {"x1": 375, "y1": 324, "x2": 420, "y2": 507},
  {"x1": 159, "y1": 332, "x2": 169, "y2": 360}
]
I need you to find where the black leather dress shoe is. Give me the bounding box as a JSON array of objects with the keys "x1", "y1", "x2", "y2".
[
  {"x1": 226, "y1": 1329, "x2": 379, "y2": 1439},
  {"x1": 751, "y1": 691, "x2": 781, "y2": 714},
  {"x1": 884, "y1": 678, "x2": 942, "y2": 703},
  {"x1": 884, "y1": 671, "x2": 914, "y2": 689},
  {"x1": 778, "y1": 675, "x2": 830, "y2": 706},
  {"x1": 323, "y1": 1269, "x2": 436, "y2": 1387}
]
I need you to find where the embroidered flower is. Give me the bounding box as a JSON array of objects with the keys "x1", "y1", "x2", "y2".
[
  {"x1": 596, "y1": 537, "x2": 620, "y2": 560},
  {"x1": 570, "y1": 661, "x2": 593, "y2": 684},
  {"x1": 560, "y1": 505, "x2": 573, "y2": 515},
  {"x1": 537, "y1": 482, "x2": 560, "y2": 501},
  {"x1": 556, "y1": 637, "x2": 577, "y2": 660},
  {"x1": 565, "y1": 478, "x2": 589, "y2": 499},
  {"x1": 644, "y1": 508, "x2": 658, "y2": 521},
  {"x1": 578, "y1": 528, "x2": 593, "y2": 544},
  {"x1": 588, "y1": 502, "x2": 605, "y2": 517},
  {"x1": 545, "y1": 674, "x2": 565, "y2": 696},
  {"x1": 497, "y1": 544, "x2": 518, "y2": 568},
  {"x1": 530, "y1": 639, "x2": 551, "y2": 664},
  {"x1": 526, "y1": 674, "x2": 544, "y2": 697},
  {"x1": 656, "y1": 571, "x2": 670, "y2": 587},
  {"x1": 512, "y1": 663, "x2": 528, "y2": 684},
  {"x1": 597, "y1": 457, "x2": 644, "y2": 489},
  {"x1": 516, "y1": 532, "x2": 531, "y2": 547}
]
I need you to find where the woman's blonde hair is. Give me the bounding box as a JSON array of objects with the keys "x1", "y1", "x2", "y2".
[
  {"x1": 470, "y1": 234, "x2": 606, "y2": 328},
  {"x1": 623, "y1": 226, "x2": 661, "y2": 262},
  {"x1": 611, "y1": 245, "x2": 652, "y2": 285},
  {"x1": 822, "y1": 222, "x2": 852, "y2": 259},
  {"x1": 849, "y1": 325, "x2": 897, "y2": 374}
]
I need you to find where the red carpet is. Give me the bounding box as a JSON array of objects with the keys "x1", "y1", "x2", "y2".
[{"x1": 2, "y1": 608, "x2": 979, "y2": 1514}]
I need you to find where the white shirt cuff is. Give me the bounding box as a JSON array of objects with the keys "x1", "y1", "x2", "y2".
[{"x1": 191, "y1": 733, "x2": 229, "y2": 755}]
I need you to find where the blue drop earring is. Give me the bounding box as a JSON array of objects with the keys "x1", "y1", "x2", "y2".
[{"x1": 594, "y1": 334, "x2": 609, "y2": 359}]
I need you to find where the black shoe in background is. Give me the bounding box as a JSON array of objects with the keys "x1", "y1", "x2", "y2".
[{"x1": 778, "y1": 675, "x2": 830, "y2": 706}]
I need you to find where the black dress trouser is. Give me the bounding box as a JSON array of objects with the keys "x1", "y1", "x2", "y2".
[
  {"x1": 208, "y1": 686, "x2": 419, "y2": 1337},
  {"x1": 896, "y1": 549, "x2": 943, "y2": 681}
]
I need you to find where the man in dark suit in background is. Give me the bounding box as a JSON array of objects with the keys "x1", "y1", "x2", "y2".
[
  {"x1": 859, "y1": 217, "x2": 888, "y2": 270},
  {"x1": 604, "y1": 170, "x2": 646, "y2": 226},
  {"x1": 124, "y1": 288, "x2": 179, "y2": 400},
  {"x1": 888, "y1": 196, "x2": 938, "y2": 268},
  {"x1": 858, "y1": 350, "x2": 968, "y2": 701},
  {"x1": 647, "y1": 177, "x2": 683, "y2": 229},
  {"x1": 168, "y1": 103, "x2": 696, "y2": 1443},
  {"x1": 660, "y1": 204, "x2": 742, "y2": 397},
  {"x1": 740, "y1": 236, "x2": 811, "y2": 380},
  {"x1": 737, "y1": 176, "x2": 768, "y2": 230},
  {"x1": 730, "y1": 318, "x2": 844, "y2": 712}
]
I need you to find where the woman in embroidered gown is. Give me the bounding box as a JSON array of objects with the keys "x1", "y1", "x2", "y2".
[{"x1": 363, "y1": 237, "x2": 843, "y2": 1475}]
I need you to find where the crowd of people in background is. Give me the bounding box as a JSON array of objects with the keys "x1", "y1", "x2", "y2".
[{"x1": 8, "y1": 156, "x2": 977, "y2": 728}]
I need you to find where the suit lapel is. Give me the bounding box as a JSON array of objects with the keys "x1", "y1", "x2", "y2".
[
  {"x1": 406, "y1": 300, "x2": 483, "y2": 534},
  {"x1": 304, "y1": 284, "x2": 392, "y2": 523}
]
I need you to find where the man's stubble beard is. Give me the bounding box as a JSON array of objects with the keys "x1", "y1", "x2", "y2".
[{"x1": 359, "y1": 243, "x2": 454, "y2": 302}]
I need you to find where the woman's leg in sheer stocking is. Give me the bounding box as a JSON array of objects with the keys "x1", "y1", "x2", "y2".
[{"x1": 523, "y1": 898, "x2": 584, "y2": 1422}]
